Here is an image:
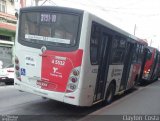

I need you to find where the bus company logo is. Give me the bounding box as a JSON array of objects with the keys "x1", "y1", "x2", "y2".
[
  {"x1": 53, "y1": 67, "x2": 58, "y2": 73},
  {"x1": 50, "y1": 67, "x2": 62, "y2": 78},
  {"x1": 41, "y1": 46, "x2": 47, "y2": 53}
]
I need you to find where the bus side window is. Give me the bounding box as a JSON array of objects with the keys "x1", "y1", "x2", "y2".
[
  {"x1": 132, "y1": 44, "x2": 138, "y2": 63},
  {"x1": 111, "y1": 50, "x2": 124, "y2": 63},
  {"x1": 111, "y1": 36, "x2": 126, "y2": 64},
  {"x1": 135, "y1": 44, "x2": 144, "y2": 63},
  {"x1": 147, "y1": 51, "x2": 152, "y2": 60},
  {"x1": 90, "y1": 23, "x2": 101, "y2": 65},
  {"x1": 137, "y1": 45, "x2": 142, "y2": 63}
]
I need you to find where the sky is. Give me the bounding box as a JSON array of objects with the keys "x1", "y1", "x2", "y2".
[{"x1": 24, "y1": 0, "x2": 160, "y2": 49}]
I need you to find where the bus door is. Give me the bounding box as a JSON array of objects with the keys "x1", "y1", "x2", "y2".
[
  {"x1": 119, "y1": 42, "x2": 134, "y2": 91},
  {"x1": 93, "y1": 33, "x2": 112, "y2": 102}
]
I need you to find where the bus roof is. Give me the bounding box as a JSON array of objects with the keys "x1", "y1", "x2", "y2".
[
  {"x1": 20, "y1": 6, "x2": 147, "y2": 45},
  {"x1": 20, "y1": 6, "x2": 84, "y2": 15},
  {"x1": 85, "y1": 11, "x2": 148, "y2": 45}
]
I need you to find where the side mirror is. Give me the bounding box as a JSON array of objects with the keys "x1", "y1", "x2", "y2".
[{"x1": 15, "y1": 12, "x2": 18, "y2": 19}]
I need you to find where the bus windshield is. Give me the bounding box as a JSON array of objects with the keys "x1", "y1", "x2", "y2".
[{"x1": 19, "y1": 12, "x2": 80, "y2": 47}]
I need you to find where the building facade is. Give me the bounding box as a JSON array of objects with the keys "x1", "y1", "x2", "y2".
[
  {"x1": 0, "y1": 0, "x2": 16, "y2": 67},
  {"x1": 0, "y1": 0, "x2": 48, "y2": 68}
]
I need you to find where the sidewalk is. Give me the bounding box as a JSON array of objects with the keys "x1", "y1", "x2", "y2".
[{"x1": 79, "y1": 80, "x2": 160, "y2": 121}]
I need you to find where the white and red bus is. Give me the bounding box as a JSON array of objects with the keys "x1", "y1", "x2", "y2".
[
  {"x1": 140, "y1": 46, "x2": 160, "y2": 82},
  {"x1": 14, "y1": 6, "x2": 147, "y2": 106}
]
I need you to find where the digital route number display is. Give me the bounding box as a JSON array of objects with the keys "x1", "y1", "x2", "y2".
[{"x1": 41, "y1": 13, "x2": 56, "y2": 23}]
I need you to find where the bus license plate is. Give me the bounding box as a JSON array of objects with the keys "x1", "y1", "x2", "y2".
[{"x1": 36, "y1": 81, "x2": 48, "y2": 87}]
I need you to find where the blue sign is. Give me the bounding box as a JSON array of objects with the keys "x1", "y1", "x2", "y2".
[{"x1": 21, "y1": 68, "x2": 26, "y2": 76}]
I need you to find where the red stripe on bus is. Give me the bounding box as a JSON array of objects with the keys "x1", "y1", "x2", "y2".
[{"x1": 41, "y1": 49, "x2": 83, "y2": 92}]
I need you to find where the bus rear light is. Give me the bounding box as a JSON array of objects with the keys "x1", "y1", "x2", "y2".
[
  {"x1": 68, "y1": 83, "x2": 76, "y2": 90},
  {"x1": 16, "y1": 71, "x2": 21, "y2": 81},
  {"x1": 66, "y1": 67, "x2": 81, "y2": 93},
  {"x1": 72, "y1": 69, "x2": 79, "y2": 76},
  {"x1": 15, "y1": 58, "x2": 19, "y2": 64},
  {"x1": 70, "y1": 84, "x2": 77, "y2": 90},
  {"x1": 70, "y1": 77, "x2": 78, "y2": 83},
  {"x1": 15, "y1": 56, "x2": 21, "y2": 81},
  {"x1": 16, "y1": 71, "x2": 20, "y2": 77},
  {"x1": 15, "y1": 65, "x2": 20, "y2": 70},
  {"x1": 144, "y1": 69, "x2": 150, "y2": 74},
  {"x1": 66, "y1": 83, "x2": 77, "y2": 92}
]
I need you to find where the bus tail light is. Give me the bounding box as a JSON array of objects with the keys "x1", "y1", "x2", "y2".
[
  {"x1": 144, "y1": 69, "x2": 150, "y2": 74},
  {"x1": 66, "y1": 67, "x2": 80, "y2": 93},
  {"x1": 143, "y1": 69, "x2": 151, "y2": 79},
  {"x1": 15, "y1": 56, "x2": 21, "y2": 81},
  {"x1": 70, "y1": 77, "x2": 78, "y2": 83},
  {"x1": 72, "y1": 69, "x2": 79, "y2": 76},
  {"x1": 15, "y1": 58, "x2": 19, "y2": 64}
]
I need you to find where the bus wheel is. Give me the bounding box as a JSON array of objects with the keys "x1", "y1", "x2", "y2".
[
  {"x1": 42, "y1": 97, "x2": 47, "y2": 99},
  {"x1": 104, "y1": 82, "x2": 115, "y2": 105}
]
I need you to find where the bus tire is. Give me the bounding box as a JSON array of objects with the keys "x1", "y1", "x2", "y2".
[
  {"x1": 104, "y1": 82, "x2": 115, "y2": 105},
  {"x1": 42, "y1": 97, "x2": 47, "y2": 99}
]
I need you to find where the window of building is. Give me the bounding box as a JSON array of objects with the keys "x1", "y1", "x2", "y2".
[{"x1": 0, "y1": 0, "x2": 6, "y2": 13}]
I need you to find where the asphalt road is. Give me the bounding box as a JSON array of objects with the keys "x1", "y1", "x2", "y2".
[
  {"x1": 0, "y1": 86, "x2": 103, "y2": 121},
  {"x1": 0, "y1": 80, "x2": 159, "y2": 121}
]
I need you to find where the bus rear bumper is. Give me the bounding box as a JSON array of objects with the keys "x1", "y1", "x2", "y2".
[
  {"x1": 14, "y1": 81, "x2": 65, "y2": 103},
  {"x1": 14, "y1": 81, "x2": 93, "y2": 106}
]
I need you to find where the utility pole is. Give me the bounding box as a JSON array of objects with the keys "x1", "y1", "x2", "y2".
[
  {"x1": 150, "y1": 39, "x2": 152, "y2": 46},
  {"x1": 35, "y1": 0, "x2": 39, "y2": 6},
  {"x1": 35, "y1": 0, "x2": 44, "y2": 6},
  {"x1": 20, "y1": 0, "x2": 26, "y2": 8},
  {"x1": 134, "y1": 24, "x2": 136, "y2": 36}
]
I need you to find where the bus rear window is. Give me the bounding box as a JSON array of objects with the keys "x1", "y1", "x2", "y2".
[{"x1": 19, "y1": 12, "x2": 80, "y2": 47}]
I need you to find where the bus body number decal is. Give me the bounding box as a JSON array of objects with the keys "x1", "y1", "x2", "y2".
[{"x1": 52, "y1": 60, "x2": 65, "y2": 66}]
